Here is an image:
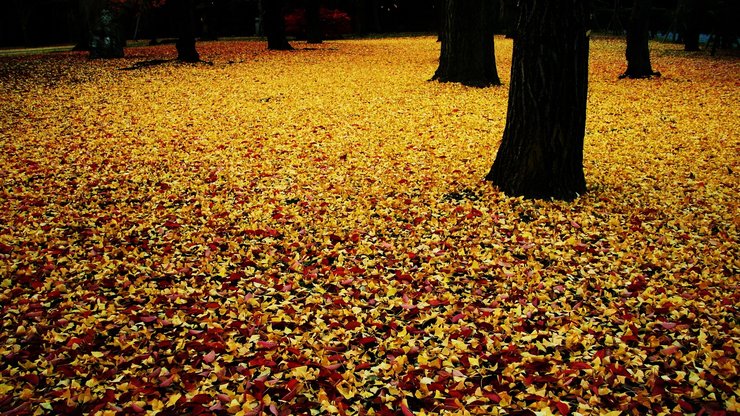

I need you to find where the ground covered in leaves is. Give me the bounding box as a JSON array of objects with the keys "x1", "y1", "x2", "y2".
[{"x1": 0, "y1": 36, "x2": 738, "y2": 416}]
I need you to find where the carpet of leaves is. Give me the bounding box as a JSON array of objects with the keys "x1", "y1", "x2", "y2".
[{"x1": 0, "y1": 37, "x2": 738, "y2": 416}]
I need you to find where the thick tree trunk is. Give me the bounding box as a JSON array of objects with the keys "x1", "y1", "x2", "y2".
[
  {"x1": 436, "y1": 0, "x2": 445, "y2": 41},
  {"x1": 263, "y1": 0, "x2": 293, "y2": 50},
  {"x1": 89, "y1": 0, "x2": 124, "y2": 59},
  {"x1": 621, "y1": 0, "x2": 659, "y2": 78},
  {"x1": 173, "y1": 0, "x2": 200, "y2": 62},
  {"x1": 433, "y1": 0, "x2": 500, "y2": 87},
  {"x1": 500, "y1": 0, "x2": 517, "y2": 38},
  {"x1": 306, "y1": 0, "x2": 322, "y2": 44},
  {"x1": 486, "y1": 1, "x2": 589, "y2": 201}
]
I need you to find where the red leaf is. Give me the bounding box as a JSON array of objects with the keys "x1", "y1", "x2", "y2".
[
  {"x1": 400, "y1": 401, "x2": 414, "y2": 416},
  {"x1": 451, "y1": 313, "x2": 465, "y2": 323},
  {"x1": 661, "y1": 345, "x2": 680, "y2": 355},
  {"x1": 205, "y1": 172, "x2": 218, "y2": 183},
  {"x1": 357, "y1": 337, "x2": 377, "y2": 346},
  {"x1": 570, "y1": 362, "x2": 591, "y2": 370},
  {"x1": 163, "y1": 220, "x2": 180, "y2": 229},
  {"x1": 203, "y1": 351, "x2": 216, "y2": 363},
  {"x1": 257, "y1": 341, "x2": 278, "y2": 350},
  {"x1": 482, "y1": 392, "x2": 501, "y2": 403},
  {"x1": 281, "y1": 379, "x2": 301, "y2": 401},
  {"x1": 21, "y1": 374, "x2": 40, "y2": 386},
  {"x1": 159, "y1": 374, "x2": 175, "y2": 387},
  {"x1": 554, "y1": 401, "x2": 570, "y2": 415},
  {"x1": 678, "y1": 399, "x2": 695, "y2": 412},
  {"x1": 0, "y1": 243, "x2": 12, "y2": 254},
  {"x1": 191, "y1": 394, "x2": 210, "y2": 404}
]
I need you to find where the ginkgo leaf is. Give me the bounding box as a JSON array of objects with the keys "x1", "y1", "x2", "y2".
[{"x1": 0, "y1": 36, "x2": 737, "y2": 416}]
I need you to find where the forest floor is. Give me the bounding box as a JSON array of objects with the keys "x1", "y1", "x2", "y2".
[{"x1": 0, "y1": 37, "x2": 738, "y2": 415}]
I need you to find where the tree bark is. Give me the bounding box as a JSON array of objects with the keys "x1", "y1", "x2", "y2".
[
  {"x1": 263, "y1": 0, "x2": 293, "y2": 50},
  {"x1": 486, "y1": 1, "x2": 589, "y2": 201},
  {"x1": 433, "y1": 0, "x2": 500, "y2": 87},
  {"x1": 173, "y1": 0, "x2": 200, "y2": 62},
  {"x1": 306, "y1": 0, "x2": 322, "y2": 44},
  {"x1": 621, "y1": 0, "x2": 659, "y2": 78}
]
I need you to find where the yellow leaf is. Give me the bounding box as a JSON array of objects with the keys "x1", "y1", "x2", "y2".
[{"x1": 166, "y1": 393, "x2": 182, "y2": 407}]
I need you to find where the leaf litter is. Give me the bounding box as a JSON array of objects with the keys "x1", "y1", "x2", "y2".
[{"x1": 0, "y1": 37, "x2": 738, "y2": 415}]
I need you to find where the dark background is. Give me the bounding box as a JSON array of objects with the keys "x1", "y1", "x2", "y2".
[{"x1": 0, "y1": 0, "x2": 736, "y2": 49}]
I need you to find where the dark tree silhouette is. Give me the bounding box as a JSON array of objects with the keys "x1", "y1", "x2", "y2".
[
  {"x1": 306, "y1": 0, "x2": 322, "y2": 44},
  {"x1": 678, "y1": 0, "x2": 702, "y2": 51},
  {"x1": 620, "y1": 0, "x2": 659, "y2": 78},
  {"x1": 73, "y1": 0, "x2": 93, "y2": 51},
  {"x1": 263, "y1": 0, "x2": 293, "y2": 50},
  {"x1": 486, "y1": 1, "x2": 589, "y2": 201},
  {"x1": 89, "y1": 0, "x2": 124, "y2": 59},
  {"x1": 433, "y1": 0, "x2": 500, "y2": 87},
  {"x1": 172, "y1": 0, "x2": 200, "y2": 62}
]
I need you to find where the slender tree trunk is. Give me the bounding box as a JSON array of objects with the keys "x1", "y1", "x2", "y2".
[
  {"x1": 263, "y1": 0, "x2": 293, "y2": 50},
  {"x1": 173, "y1": 0, "x2": 200, "y2": 62},
  {"x1": 486, "y1": 1, "x2": 589, "y2": 201},
  {"x1": 352, "y1": 0, "x2": 367, "y2": 34},
  {"x1": 433, "y1": 0, "x2": 500, "y2": 87},
  {"x1": 621, "y1": 0, "x2": 659, "y2": 78},
  {"x1": 370, "y1": 0, "x2": 381, "y2": 32},
  {"x1": 306, "y1": 0, "x2": 322, "y2": 44}
]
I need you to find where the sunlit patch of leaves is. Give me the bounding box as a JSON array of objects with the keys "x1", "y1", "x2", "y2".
[{"x1": 0, "y1": 37, "x2": 738, "y2": 415}]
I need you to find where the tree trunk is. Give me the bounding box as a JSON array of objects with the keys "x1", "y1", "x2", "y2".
[
  {"x1": 500, "y1": 0, "x2": 517, "y2": 38},
  {"x1": 621, "y1": 0, "x2": 659, "y2": 78},
  {"x1": 486, "y1": 1, "x2": 589, "y2": 201},
  {"x1": 433, "y1": 0, "x2": 500, "y2": 87},
  {"x1": 73, "y1": 0, "x2": 93, "y2": 51},
  {"x1": 306, "y1": 0, "x2": 322, "y2": 44},
  {"x1": 436, "y1": 0, "x2": 445, "y2": 41},
  {"x1": 263, "y1": 0, "x2": 293, "y2": 50},
  {"x1": 89, "y1": 0, "x2": 124, "y2": 59},
  {"x1": 173, "y1": 0, "x2": 200, "y2": 62},
  {"x1": 678, "y1": 0, "x2": 701, "y2": 51}
]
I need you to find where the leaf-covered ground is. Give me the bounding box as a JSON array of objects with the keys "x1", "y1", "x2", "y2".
[{"x1": 0, "y1": 37, "x2": 738, "y2": 416}]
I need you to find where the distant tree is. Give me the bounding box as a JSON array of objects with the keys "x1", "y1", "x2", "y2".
[
  {"x1": 707, "y1": 0, "x2": 739, "y2": 55},
  {"x1": 262, "y1": 0, "x2": 293, "y2": 50},
  {"x1": 486, "y1": 1, "x2": 589, "y2": 201},
  {"x1": 305, "y1": 0, "x2": 322, "y2": 44},
  {"x1": 433, "y1": 0, "x2": 500, "y2": 87},
  {"x1": 10, "y1": 0, "x2": 39, "y2": 46},
  {"x1": 350, "y1": 0, "x2": 381, "y2": 34},
  {"x1": 677, "y1": 0, "x2": 702, "y2": 51},
  {"x1": 171, "y1": 0, "x2": 200, "y2": 61},
  {"x1": 88, "y1": 0, "x2": 125, "y2": 58},
  {"x1": 620, "y1": 0, "x2": 660, "y2": 78}
]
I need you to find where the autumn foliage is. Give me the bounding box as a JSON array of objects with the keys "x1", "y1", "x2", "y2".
[
  {"x1": 284, "y1": 8, "x2": 353, "y2": 39},
  {"x1": 0, "y1": 37, "x2": 738, "y2": 415}
]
